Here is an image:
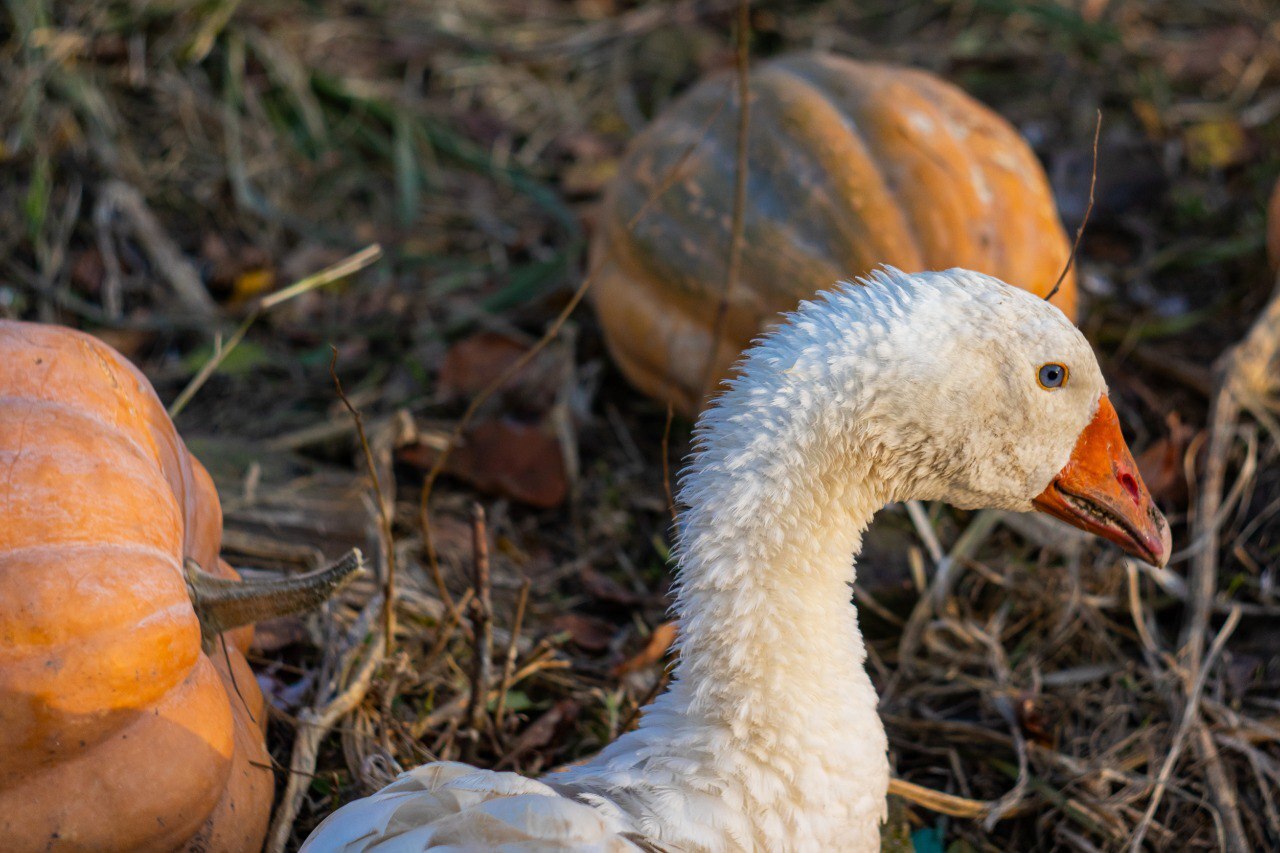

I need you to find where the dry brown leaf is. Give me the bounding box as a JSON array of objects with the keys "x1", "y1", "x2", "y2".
[
  {"x1": 612, "y1": 621, "x2": 678, "y2": 677},
  {"x1": 1135, "y1": 413, "x2": 1196, "y2": 507},
  {"x1": 399, "y1": 419, "x2": 568, "y2": 508},
  {"x1": 438, "y1": 332, "x2": 530, "y2": 399},
  {"x1": 496, "y1": 699, "x2": 580, "y2": 769}
]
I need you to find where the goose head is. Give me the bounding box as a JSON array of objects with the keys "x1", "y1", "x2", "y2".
[{"x1": 790, "y1": 267, "x2": 1171, "y2": 566}]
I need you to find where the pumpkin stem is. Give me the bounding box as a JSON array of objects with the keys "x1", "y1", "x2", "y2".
[{"x1": 185, "y1": 550, "x2": 364, "y2": 645}]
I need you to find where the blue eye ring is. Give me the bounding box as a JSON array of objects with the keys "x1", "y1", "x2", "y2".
[{"x1": 1037, "y1": 363, "x2": 1068, "y2": 390}]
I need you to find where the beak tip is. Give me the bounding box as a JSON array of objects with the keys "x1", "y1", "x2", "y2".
[
  {"x1": 1153, "y1": 515, "x2": 1172, "y2": 569},
  {"x1": 1134, "y1": 507, "x2": 1172, "y2": 568}
]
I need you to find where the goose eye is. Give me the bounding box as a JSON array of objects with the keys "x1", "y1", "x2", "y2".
[{"x1": 1037, "y1": 363, "x2": 1068, "y2": 390}]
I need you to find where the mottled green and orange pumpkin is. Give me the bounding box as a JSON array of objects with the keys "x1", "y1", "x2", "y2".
[
  {"x1": 591, "y1": 52, "x2": 1077, "y2": 414},
  {"x1": 0, "y1": 321, "x2": 357, "y2": 851}
]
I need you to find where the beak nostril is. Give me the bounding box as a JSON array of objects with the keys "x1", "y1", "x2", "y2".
[{"x1": 1119, "y1": 471, "x2": 1140, "y2": 504}]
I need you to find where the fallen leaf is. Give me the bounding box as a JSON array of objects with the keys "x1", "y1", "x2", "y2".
[
  {"x1": 552, "y1": 613, "x2": 617, "y2": 652},
  {"x1": 1136, "y1": 413, "x2": 1196, "y2": 507},
  {"x1": 399, "y1": 418, "x2": 568, "y2": 508},
  {"x1": 612, "y1": 621, "x2": 679, "y2": 676},
  {"x1": 496, "y1": 699, "x2": 580, "y2": 769},
  {"x1": 439, "y1": 332, "x2": 529, "y2": 399},
  {"x1": 437, "y1": 332, "x2": 566, "y2": 414}
]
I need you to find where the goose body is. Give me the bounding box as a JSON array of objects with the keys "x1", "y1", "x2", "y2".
[{"x1": 304, "y1": 268, "x2": 1169, "y2": 852}]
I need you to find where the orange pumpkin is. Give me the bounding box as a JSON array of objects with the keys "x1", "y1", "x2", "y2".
[
  {"x1": 0, "y1": 321, "x2": 358, "y2": 851},
  {"x1": 591, "y1": 52, "x2": 1077, "y2": 414}
]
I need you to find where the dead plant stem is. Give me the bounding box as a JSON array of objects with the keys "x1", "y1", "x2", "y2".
[
  {"x1": 330, "y1": 347, "x2": 398, "y2": 654},
  {"x1": 494, "y1": 577, "x2": 531, "y2": 733},
  {"x1": 1046, "y1": 110, "x2": 1099, "y2": 304},
  {"x1": 465, "y1": 503, "x2": 494, "y2": 763},
  {"x1": 696, "y1": 0, "x2": 751, "y2": 404}
]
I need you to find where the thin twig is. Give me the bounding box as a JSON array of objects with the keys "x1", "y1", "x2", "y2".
[
  {"x1": 696, "y1": 0, "x2": 751, "y2": 403},
  {"x1": 494, "y1": 577, "x2": 531, "y2": 733},
  {"x1": 168, "y1": 244, "x2": 382, "y2": 417},
  {"x1": 1046, "y1": 110, "x2": 1100, "y2": 304},
  {"x1": 418, "y1": 588, "x2": 475, "y2": 680},
  {"x1": 465, "y1": 502, "x2": 494, "y2": 763},
  {"x1": 626, "y1": 100, "x2": 728, "y2": 236},
  {"x1": 892, "y1": 509, "x2": 1002, "y2": 680},
  {"x1": 887, "y1": 778, "x2": 989, "y2": 820},
  {"x1": 330, "y1": 347, "x2": 398, "y2": 654}
]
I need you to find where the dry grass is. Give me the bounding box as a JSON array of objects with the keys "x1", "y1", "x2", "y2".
[{"x1": 2, "y1": 1, "x2": 1278, "y2": 850}]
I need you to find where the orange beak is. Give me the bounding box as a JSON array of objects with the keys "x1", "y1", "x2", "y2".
[{"x1": 1032, "y1": 396, "x2": 1171, "y2": 567}]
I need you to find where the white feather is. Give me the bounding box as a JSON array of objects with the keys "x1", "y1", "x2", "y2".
[{"x1": 304, "y1": 763, "x2": 643, "y2": 851}]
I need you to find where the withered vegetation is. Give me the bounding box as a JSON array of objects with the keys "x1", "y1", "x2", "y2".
[{"x1": 2, "y1": 1, "x2": 1278, "y2": 850}]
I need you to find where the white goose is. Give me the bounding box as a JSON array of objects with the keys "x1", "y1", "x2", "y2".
[{"x1": 304, "y1": 268, "x2": 1170, "y2": 852}]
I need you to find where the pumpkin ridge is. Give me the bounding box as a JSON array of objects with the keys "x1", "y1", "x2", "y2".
[
  {"x1": 757, "y1": 62, "x2": 927, "y2": 271},
  {"x1": 898, "y1": 75, "x2": 1042, "y2": 289},
  {"x1": 0, "y1": 539, "x2": 180, "y2": 563},
  {"x1": 0, "y1": 395, "x2": 166, "y2": 476},
  {"x1": 0, "y1": 322, "x2": 179, "y2": 478},
  {"x1": 782, "y1": 58, "x2": 989, "y2": 272},
  {"x1": 0, "y1": 598, "x2": 192, "y2": 653},
  {"x1": 0, "y1": 408, "x2": 186, "y2": 552},
  {"x1": 886, "y1": 71, "x2": 1007, "y2": 273},
  {"x1": 843, "y1": 58, "x2": 1072, "y2": 300},
  {"x1": 769, "y1": 56, "x2": 929, "y2": 267}
]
